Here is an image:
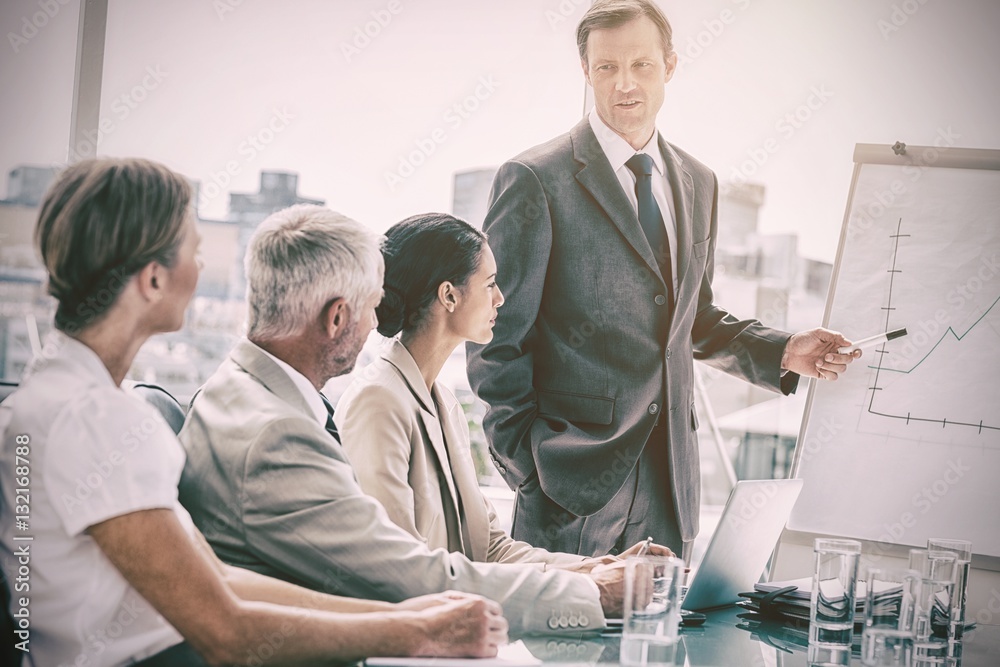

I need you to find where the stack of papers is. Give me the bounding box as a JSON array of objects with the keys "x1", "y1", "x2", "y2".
[
  {"x1": 738, "y1": 577, "x2": 905, "y2": 625},
  {"x1": 735, "y1": 613, "x2": 863, "y2": 655}
]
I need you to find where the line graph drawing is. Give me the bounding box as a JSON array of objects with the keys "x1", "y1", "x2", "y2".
[
  {"x1": 864, "y1": 218, "x2": 1000, "y2": 434},
  {"x1": 867, "y1": 294, "x2": 1000, "y2": 377}
]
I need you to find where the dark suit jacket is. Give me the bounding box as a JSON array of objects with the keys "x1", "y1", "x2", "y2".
[{"x1": 467, "y1": 119, "x2": 797, "y2": 545}]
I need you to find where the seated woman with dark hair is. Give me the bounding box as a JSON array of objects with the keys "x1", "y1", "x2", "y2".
[
  {"x1": 0, "y1": 160, "x2": 505, "y2": 667},
  {"x1": 338, "y1": 213, "x2": 666, "y2": 568}
]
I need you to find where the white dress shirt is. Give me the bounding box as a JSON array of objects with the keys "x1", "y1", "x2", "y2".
[{"x1": 588, "y1": 107, "x2": 679, "y2": 298}]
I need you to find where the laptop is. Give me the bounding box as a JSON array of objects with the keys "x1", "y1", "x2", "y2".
[{"x1": 680, "y1": 478, "x2": 803, "y2": 611}]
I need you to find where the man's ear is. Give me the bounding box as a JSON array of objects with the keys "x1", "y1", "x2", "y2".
[
  {"x1": 581, "y1": 58, "x2": 592, "y2": 86},
  {"x1": 664, "y1": 52, "x2": 678, "y2": 83},
  {"x1": 323, "y1": 297, "x2": 350, "y2": 338},
  {"x1": 438, "y1": 281, "x2": 457, "y2": 313},
  {"x1": 134, "y1": 262, "x2": 162, "y2": 302}
]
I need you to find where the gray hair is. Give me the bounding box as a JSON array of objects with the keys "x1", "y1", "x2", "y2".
[{"x1": 245, "y1": 204, "x2": 383, "y2": 340}]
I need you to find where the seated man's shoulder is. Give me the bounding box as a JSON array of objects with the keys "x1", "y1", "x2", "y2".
[
  {"x1": 185, "y1": 359, "x2": 328, "y2": 456},
  {"x1": 194, "y1": 357, "x2": 287, "y2": 419}
]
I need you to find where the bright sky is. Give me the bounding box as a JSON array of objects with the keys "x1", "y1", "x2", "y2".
[{"x1": 2, "y1": 0, "x2": 999, "y2": 262}]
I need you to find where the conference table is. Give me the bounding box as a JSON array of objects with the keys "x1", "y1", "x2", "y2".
[{"x1": 508, "y1": 605, "x2": 999, "y2": 666}]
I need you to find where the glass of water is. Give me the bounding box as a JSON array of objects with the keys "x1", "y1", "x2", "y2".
[
  {"x1": 909, "y1": 548, "x2": 956, "y2": 662},
  {"x1": 620, "y1": 555, "x2": 685, "y2": 667},
  {"x1": 927, "y1": 538, "x2": 972, "y2": 643},
  {"x1": 860, "y1": 566, "x2": 919, "y2": 666},
  {"x1": 809, "y1": 538, "x2": 862, "y2": 655}
]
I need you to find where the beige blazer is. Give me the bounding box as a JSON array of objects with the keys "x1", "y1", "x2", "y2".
[
  {"x1": 177, "y1": 339, "x2": 603, "y2": 634},
  {"x1": 338, "y1": 340, "x2": 584, "y2": 567}
]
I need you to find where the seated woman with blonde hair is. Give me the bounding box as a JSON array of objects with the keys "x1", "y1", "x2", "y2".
[
  {"x1": 338, "y1": 213, "x2": 665, "y2": 569},
  {"x1": 0, "y1": 160, "x2": 504, "y2": 667}
]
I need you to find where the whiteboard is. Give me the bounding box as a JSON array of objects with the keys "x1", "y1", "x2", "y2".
[{"x1": 788, "y1": 144, "x2": 1000, "y2": 558}]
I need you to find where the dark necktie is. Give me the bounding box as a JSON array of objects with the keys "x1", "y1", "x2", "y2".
[
  {"x1": 319, "y1": 393, "x2": 341, "y2": 443},
  {"x1": 625, "y1": 153, "x2": 674, "y2": 313}
]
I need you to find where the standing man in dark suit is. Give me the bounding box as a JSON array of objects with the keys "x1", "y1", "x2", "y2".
[{"x1": 467, "y1": 0, "x2": 858, "y2": 559}]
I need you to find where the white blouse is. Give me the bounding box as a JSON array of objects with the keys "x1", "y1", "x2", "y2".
[{"x1": 0, "y1": 332, "x2": 195, "y2": 667}]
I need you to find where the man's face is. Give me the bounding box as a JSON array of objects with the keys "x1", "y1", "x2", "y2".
[{"x1": 582, "y1": 16, "x2": 677, "y2": 150}]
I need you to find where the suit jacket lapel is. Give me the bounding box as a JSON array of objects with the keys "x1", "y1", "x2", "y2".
[
  {"x1": 659, "y1": 137, "x2": 695, "y2": 302},
  {"x1": 384, "y1": 341, "x2": 464, "y2": 548},
  {"x1": 416, "y1": 411, "x2": 463, "y2": 537},
  {"x1": 230, "y1": 339, "x2": 315, "y2": 421},
  {"x1": 436, "y1": 388, "x2": 489, "y2": 561},
  {"x1": 571, "y1": 119, "x2": 666, "y2": 284}
]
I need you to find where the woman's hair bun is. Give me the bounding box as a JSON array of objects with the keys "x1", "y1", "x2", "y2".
[{"x1": 375, "y1": 285, "x2": 406, "y2": 338}]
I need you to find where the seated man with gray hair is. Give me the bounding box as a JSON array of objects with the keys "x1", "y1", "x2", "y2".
[{"x1": 178, "y1": 204, "x2": 627, "y2": 634}]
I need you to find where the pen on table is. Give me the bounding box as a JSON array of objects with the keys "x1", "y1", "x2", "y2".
[
  {"x1": 837, "y1": 327, "x2": 908, "y2": 354},
  {"x1": 636, "y1": 536, "x2": 653, "y2": 556}
]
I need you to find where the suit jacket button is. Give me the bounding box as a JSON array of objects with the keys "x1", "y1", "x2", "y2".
[
  {"x1": 666, "y1": 347, "x2": 671, "y2": 359},
  {"x1": 498, "y1": 466, "x2": 506, "y2": 474},
  {"x1": 648, "y1": 403, "x2": 659, "y2": 415},
  {"x1": 654, "y1": 294, "x2": 666, "y2": 306}
]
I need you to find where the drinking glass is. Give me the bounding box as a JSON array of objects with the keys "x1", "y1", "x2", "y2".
[
  {"x1": 810, "y1": 539, "x2": 862, "y2": 650},
  {"x1": 909, "y1": 549, "x2": 956, "y2": 663},
  {"x1": 927, "y1": 538, "x2": 971, "y2": 643},
  {"x1": 620, "y1": 555, "x2": 685, "y2": 667},
  {"x1": 860, "y1": 566, "x2": 919, "y2": 666}
]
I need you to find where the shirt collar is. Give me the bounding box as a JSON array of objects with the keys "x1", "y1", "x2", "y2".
[
  {"x1": 25, "y1": 330, "x2": 117, "y2": 387},
  {"x1": 249, "y1": 340, "x2": 328, "y2": 427},
  {"x1": 588, "y1": 107, "x2": 665, "y2": 177}
]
